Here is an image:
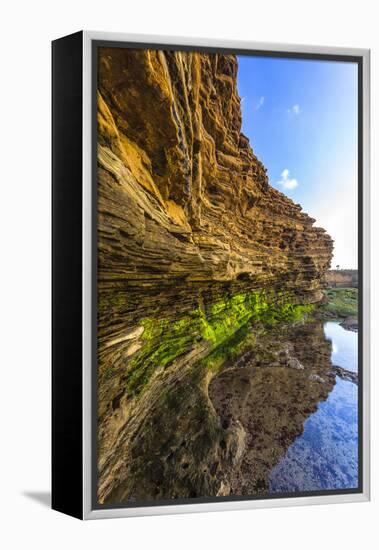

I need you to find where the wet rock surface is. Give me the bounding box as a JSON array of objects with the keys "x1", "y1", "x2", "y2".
[
  {"x1": 96, "y1": 48, "x2": 334, "y2": 504},
  {"x1": 98, "y1": 318, "x2": 338, "y2": 504},
  {"x1": 331, "y1": 365, "x2": 358, "y2": 385},
  {"x1": 340, "y1": 316, "x2": 359, "y2": 332}
]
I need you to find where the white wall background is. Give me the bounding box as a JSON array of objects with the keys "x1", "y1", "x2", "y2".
[{"x1": 1, "y1": 1, "x2": 377, "y2": 548}]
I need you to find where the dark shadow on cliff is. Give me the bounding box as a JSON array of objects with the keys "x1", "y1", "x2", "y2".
[{"x1": 22, "y1": 491, "x2": 51, "y2": 508}]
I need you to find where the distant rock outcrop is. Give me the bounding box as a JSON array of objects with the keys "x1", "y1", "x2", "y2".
[{"x1": 326, "y1": 269, "x2": 358, "y2": 288}]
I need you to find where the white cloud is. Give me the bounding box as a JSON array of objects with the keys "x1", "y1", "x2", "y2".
[
  {"x1": 287, "y1": 104, "x2": 301, "y2": 115},
  {"x1": 256, "y1": 96, "x2": 265, "y2": 110},
  {"x1": 277, "y1": 168, "x2": 298, "y2": 190},
  {"x1": 308, "y1": 168, "x2": 358, "y2": 269}
]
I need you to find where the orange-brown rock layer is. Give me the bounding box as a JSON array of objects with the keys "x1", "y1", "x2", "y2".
[
  {"x1": 96, "y1": 47, "x2": 334, "y2": 504},
  {"x1": 97, "y1": 47, "x2": 332, "y2": 302}
]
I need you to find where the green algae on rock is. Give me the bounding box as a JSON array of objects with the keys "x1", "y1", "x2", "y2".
[
  {"x1": 322, "y1": 288, "x2": 358, "y2": 318},
  {"x1": 123, "y1": 292, "x2": 315, "y2": 397},
  {"x1": 95, "y1": 47, "x2": 333, "y2": 505}
]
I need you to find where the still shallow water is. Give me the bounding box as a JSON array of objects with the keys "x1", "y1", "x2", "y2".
[
  {"x1": 324, "y1": 321, "x2": 358, "y2": 373},
  {"x1": 99, "y1": 313, "x2": 359, "y2": 502},
  {"x1": 269, "y1": 321, "x2": 358, "y2": 492}
]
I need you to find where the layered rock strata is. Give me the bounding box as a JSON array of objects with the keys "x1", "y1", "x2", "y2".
[
  {"x1": 99, "y1": 320, "x2": 336, "y2": 502},
  {"x1": 96, "y1": 47, "x2": 333, "y2": 503},
  {"x1": 98, "y1": 48, "x2": 332, "y2": 296}
]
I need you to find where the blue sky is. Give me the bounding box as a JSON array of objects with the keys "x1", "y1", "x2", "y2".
[{"x1": 237, "y1": 55, "x2": 358, "y2": 269}]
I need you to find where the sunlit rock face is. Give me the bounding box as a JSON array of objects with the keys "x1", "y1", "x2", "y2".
[
  {"x1": 98, "y1": 48, "x2": 332, "y2": 293},
  {"x1": 96, "y1": 48, "x2": 333, "y2": 504}
]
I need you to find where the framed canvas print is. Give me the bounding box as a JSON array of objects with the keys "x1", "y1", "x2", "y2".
[{"x1": 52, "y1": 31, "x2": 370, "y2": 519}]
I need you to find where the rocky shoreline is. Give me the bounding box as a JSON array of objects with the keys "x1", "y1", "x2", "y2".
[
  {"x1": 340, "y1": 316, "x2": 359, "y2": 332},
  {"x1": 331, "y1": 365, "x2": 358, "y2": 384},
  {"x1": 96, "y1": 48, "x2": 334, "y2": 504},
  {"x1": 319, "y1": 286, "x2": 358, "y2": 332}
]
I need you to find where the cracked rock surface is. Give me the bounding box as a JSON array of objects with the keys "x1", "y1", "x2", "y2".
[{"x1": 96, "y1": 48, "x2": 333, "y2": 504}]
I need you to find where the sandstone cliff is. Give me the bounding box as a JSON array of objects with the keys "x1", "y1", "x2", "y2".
[
  {"x1": 96, "y1": 47, "x2": 333, "y2": 504},
  {"x1": 98, "y1": 48, "x2": 332, "y2": 298}
]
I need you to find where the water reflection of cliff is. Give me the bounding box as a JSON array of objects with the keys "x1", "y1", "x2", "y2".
[
  {"x1": 98, "y1": 319, "x2": 336, "y2": 504},
  {"x1": 96, "y1": 47, "x2": 335, "y2": 506}
]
